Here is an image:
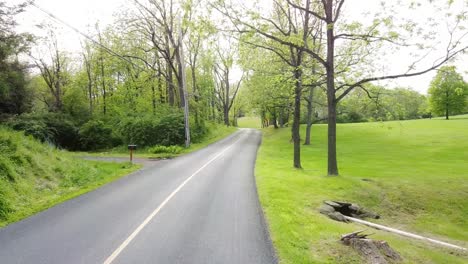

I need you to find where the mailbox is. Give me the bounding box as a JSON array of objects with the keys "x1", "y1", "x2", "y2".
[
  {"x1": 128, "y1": 145, "x2": 137, "y2": 163},
  {"x1": 128, "y1": 145, "x2": 137, "y2": 150}
]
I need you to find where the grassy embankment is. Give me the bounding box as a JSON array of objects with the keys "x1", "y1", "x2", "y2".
[
  {"x1": 0, "y1": 127, "x2": 141, "y2": 227},
  {"x1": 79, "y1": 123, "x2": 237, "y2": 159},
  {"x1": 239, "y1": 115, "x2": 468, "y2": 263}
]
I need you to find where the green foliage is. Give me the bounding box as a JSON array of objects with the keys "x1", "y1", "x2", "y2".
[
  {"x1": 0, "y1": 60, "x2": 32, "y2": 115},
  {"x1": 0, "y1": 187, "x2": 12, "y2": 219},
  {"x1": 118, "y1": 112, "x2": 186, "y2": 147},
  {"x1": 0, "y1": 2, "x2": 34, "y2": 115},
  {"x1": 190, "y1": 121, "x2": 209, "y2": 143},
  {"x1": 0, "y1": 126, "x2": 139, "y2": 225},
  {"x1": 337, "y1": 86, "x2": 428, "y2": 122},
  {"x1": 8, "y1": 115, "x2": 55, "y2": 143},
  {"x1": 428, "y1": 66, "x2": 467, "y2": 118},
  {"x1": 62, "y1": 80, "x2": 91, "y2": 124},
  {"x1": 78, "y1": 120, "x2": 121, "y2": 151},
  {"x1": 148, "y1": 145, "x2": 183, "y2": 154},
  {"x1": 9, "y1": 113, "x2": 80, "y2": 150}
]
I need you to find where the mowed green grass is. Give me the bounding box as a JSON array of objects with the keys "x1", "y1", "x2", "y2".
[
  {"x1": 255, "y1": 117, "x2": 468, "y2": 263},
  {"x1": 238, "y1": 116, "x2": 263, "y2": 129}
]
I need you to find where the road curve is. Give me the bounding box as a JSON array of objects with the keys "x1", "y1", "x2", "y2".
[{"x1": 0, "y1": 129, "x2": 277, "y2": 264}]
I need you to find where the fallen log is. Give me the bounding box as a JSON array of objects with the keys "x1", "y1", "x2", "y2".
[{"x1": 344, "y1": 215, "x2": 467, "y2": 252}]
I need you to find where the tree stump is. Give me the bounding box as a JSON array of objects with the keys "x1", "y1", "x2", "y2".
[{"x1": 341, "y1": 231, "x2": 402, "y2": 264}]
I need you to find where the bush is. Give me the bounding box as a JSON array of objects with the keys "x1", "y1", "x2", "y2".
[
  {"x1": 8, "y1": 113, "x2": 80, "y2": 150},
  {"x1": 118, "y1": 112, "x2": 186, "y2": 147},
  {"x1": 9, "y1": 118, "x2": 54, "y2": 143},
  {"x1": 148, "y1": 145, "x2": 183, "y2": 154},
  {"x1": 191, "y1": 121, "x2": 208, "y2": 143},
  {"x1": 79, "y1": 120, "x2": 121, "y2": 151},
  {"x1": 337, "y1": 111, "x2": 366, "y2": 123},
  {"x1": 153, "y1": 113, "x2": 186, "y2": 146},
  {"x1": 43, "y1": 114, "x2": 80, "y2": 150}
]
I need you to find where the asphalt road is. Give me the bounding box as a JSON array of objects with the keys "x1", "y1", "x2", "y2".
[{"x1": 0, "y1": 129, "x2": 277, "y2": 264}]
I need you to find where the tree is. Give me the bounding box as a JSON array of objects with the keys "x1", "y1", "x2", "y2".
[
  {"x1": 216, "y1": 0, "x2": 324, "y2": 168},
  {"x1": 33, "y1": 30, "x2": 70, "y2": 112},
  {"x1": 0, "y1": 1, "x2": 34, "y2": 115},
  {"x1": 131, "y1": 0, "x2": 196, "y2": 108},
  {"x1": 220, "y1": 0, "x2": 468, "y2": 175},
  {"x1": 212, "y1": 38, "x2": 244, "y2": 126},
  {"x1": 429, "y1": 66, "x2": 467, "y2": 119}
]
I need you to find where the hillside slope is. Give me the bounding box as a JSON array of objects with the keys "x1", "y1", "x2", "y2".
[{"x1": 0, "y1": 127, "x2": 138, "y2": 227}]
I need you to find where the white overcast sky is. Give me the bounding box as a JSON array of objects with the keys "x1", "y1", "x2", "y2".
[{"x1": 9, "y1": 0, "x2": 468, "y2": 94}]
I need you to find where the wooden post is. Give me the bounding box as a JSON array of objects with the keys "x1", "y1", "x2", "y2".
[{"x1": 128, "y1": 145, "x2": 137, "y2": 164}]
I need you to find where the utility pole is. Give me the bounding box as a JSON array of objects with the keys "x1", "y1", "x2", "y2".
[{"x1": 179, "y1": 15, "x2": 191, "y2": 147}]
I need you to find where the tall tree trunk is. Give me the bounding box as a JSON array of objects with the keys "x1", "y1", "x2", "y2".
[
  {"x1": 167, "y1": 67, "x2": 175, "y2": 106},
  {"x1": 86, "y1": 68, "x2": 93, "y2": 114},
  {"x1": 157, "y1": 61, "x2": 165, "y2": 103},
  {"x1": 325, "y1": 2, "x2": 338, "y2": 175},
  {"x1": 191, "y1": 65, "x2": 199, "y2": 125},
  {"x1": 54, "y1": 49, "x2": 63, "y2": 112},
  {"x1": 54, "y1": 81, "x2": 62, "y2": 111},
  {"x1": 446, "y1": 90, "x2": 449, "y2": 120},
  {"x1": 261, "y1": 110, "x2": 266, "y2": 128},
  {"x1": 224, "y1": 106, "x2": 230, "y2": 126},
  {"x1": 176, "y1": 54, "x2": 186, "y2": 108},
  {"x1": 304, "y1": 86, "x2": 315, "y2": 145},
  {"x1": 151, "y1": 81, "x2": 156, "y2": 115},
  {"x1": 100, "y1": 56, "x2": 107, "y2": 115},
  {"x1": 83, "y1": 53, "x2": 93, "y2": 114},
  {"x1": 292, "y1": 67, "x2": 302, "y2": 169},
  {"x1": 272, "y1": 110, "x2": 279, "y2": 129},
  {"x1": 223, "y1": 70, "x2": 230, "y2": 126},
  {"x1": 279, "y1": 108, "x2": 284, "y2": 128}
]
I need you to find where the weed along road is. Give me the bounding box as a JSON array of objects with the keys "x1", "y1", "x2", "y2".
[{"x1": 0, "y1": 129, "x2": 276, "y2": 264}]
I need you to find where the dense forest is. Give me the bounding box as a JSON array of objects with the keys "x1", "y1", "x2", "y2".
[{"x1": 1, "y1": 0, "x2": 467, "y2": 175}]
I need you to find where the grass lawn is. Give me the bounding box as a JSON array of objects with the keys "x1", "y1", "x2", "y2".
[
  {"x1": 78, "y1": 123, "x2": 237, "y2": 159},
  {"x1": 0, "y1": 127, "x2": 141, "y2": 228},
  {"x1": 238, "y1": 116, "x2": 262, "y2": 129},
  {"x1": 254, "y1": 117, "x2": 468, "y2": 263}
]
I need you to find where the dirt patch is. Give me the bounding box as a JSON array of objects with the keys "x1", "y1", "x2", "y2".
[{"x1": 319, "y1": 200, "x2": 380, "y2": 222}]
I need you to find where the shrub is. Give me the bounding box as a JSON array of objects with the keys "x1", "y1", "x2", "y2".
[
  {"x1": 153, "y1": 113, "x2": 186, "y2": 146},
  {"x1": 118, "y1": 112, "x2": 186, "y2": 147},
  {"x1": 8, "y1": 113, "x2": 80, "y2": 150},
  {"x1": 148, "y1": 145, "x2": 183, "y2": 154},
  {"x1": 191, "y1": 121, "x2": 208, "y2": 143},
  {"x1": 79, "y1": 120, "x2": 121, "y2": 151},
  {"x1": 118, "y1": 115, "x2": 159, "y2": 147},
  {"x1": 43, "y1": 114, "x2": 80, "y2": 150},
  {"x1": 9, "y1": 118, "x2": 54, "y2": 143}
]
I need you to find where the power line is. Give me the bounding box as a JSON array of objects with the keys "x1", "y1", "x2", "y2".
[
  {"x1": 30, "y1": 2, "x2": 144, "y2": 71},
  {"x1": 32, "y1": 2, "x2": 193, "y2": 145}
]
